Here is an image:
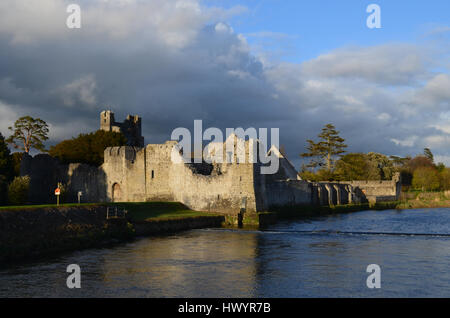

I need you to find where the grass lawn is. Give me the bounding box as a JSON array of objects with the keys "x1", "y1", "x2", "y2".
[
  {"x1": 0, "y1": 201, "x2": 217, "y2": 222},
  {"x1": 115, "y1": 202, "x2": 216, "y2": 222}
]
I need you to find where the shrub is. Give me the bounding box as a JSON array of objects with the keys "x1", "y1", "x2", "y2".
[
  {"x1": 440, "y1": 168, "x2": 450, "y2": 191},
  {"x1": 8, "y1": 176, "x2": 30, "y2": 205},
  {"x1": 412, "y1": 167, "x2": 440, "y2": 191}
]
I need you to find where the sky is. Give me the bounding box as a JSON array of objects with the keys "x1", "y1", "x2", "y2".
[{"x1": 0, "y1": 0, "x2": 449, "y2": 168}]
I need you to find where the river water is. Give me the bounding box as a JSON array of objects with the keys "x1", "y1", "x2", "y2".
[{"x1": 1, "y1": 208, "x2": 450, "y2": 297}]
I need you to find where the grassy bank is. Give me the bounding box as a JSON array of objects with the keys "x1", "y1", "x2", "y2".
[
  {"x1": 0, "y1": 202, "x2": 217, "y2": 221},
  {"x1": 0, "y1": 202, "x2": 223, "y2": 265},
  {"x1": 115, "y1": 202, "x2": 219, "y2": 222},
  {"x1": 396, "y1": 191, "x2": 450, "y2": 209}
]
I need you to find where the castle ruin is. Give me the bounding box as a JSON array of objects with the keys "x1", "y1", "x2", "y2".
[
  {"x1": 100, "y1": 110, "x2": 144, "y2": 147},
  {"x1": 21, "y1": 111, "x2": 402, "y2": 216}
]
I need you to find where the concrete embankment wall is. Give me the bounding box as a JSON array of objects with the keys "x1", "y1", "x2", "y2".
[
  {"x1": 0, "y1": 206, "x2": 131, "y2": 263},
  {"x1": 0, "y1": 205, "x2": 226, "y2": 264},
  {"x1": 133, "y1": 216, "x2": 225, "y2": 236}
]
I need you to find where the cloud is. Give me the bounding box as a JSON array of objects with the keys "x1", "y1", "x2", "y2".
[
  {"x1": 390, "y1": 136, "x2": 419, "y2": 148},
  {"x1": 413, "y1": 73, "x2": 450, "y2": 109},
  {"x1": 0, "y1": 0, "x2": 449, "y2": 169},
  {"x1": 58, "y1": 74, "x2": 98, "y2": 108},
  {"x1": 300, "y1": 44, "x2": 430, "y2": 86},
  {"x1": 0, "y1": 101, "x2": 20, "y2": 137},
  {"x1": 435, "y1": 155, "x2": 450, "y2": 166}
]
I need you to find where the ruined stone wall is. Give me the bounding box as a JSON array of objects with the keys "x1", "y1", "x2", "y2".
[
  {"x1": 102, "y1": 146, "x2": 147, "y2": 202},
  {"x1": 169, "y1": 162, "x2": 257, "y2": 213},
  {"x1": 164, "y1": 138, "x2": 266, "y2": 214},
  {"x1": 65, "y1": 163, "x2": 107, "y2": 202},
  {"x1": 20, "y1": 154, "x2": 106, "y2": 204},
  {"x1": 315, "y1": 183, "x2": 354, "y2": 206},
  {"x1": 101, "y1": 141, "x2": 260, "y2": 214},
  {"x1": 21, "y1": 143, "x2": 402, "y2": 211},
  {"x1": 145, "y1": 142, "x2": 177, "y2": 201},
  {"x1": 170, "y1": 139, "x2": 260, "y2": 214},
  {"x1": 264, "y1": 181, "x2": 360, "y2": 208},
  {"x1": 264, "y1": 180, "x2": 312, "y2": 208},
  {"x1": 338, "y1": 173, "x2": 401, "y2": 203}
]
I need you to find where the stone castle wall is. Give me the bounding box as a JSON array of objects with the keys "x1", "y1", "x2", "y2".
[
  {"x1": 264, "y1": 180, "x2": 313, "y2": 207},
  {"x1": 337, "y1": 173, "x2": 401, "y2": 203},
  {"x1": 20, "y1": 153, "x2": 107, "y2": 204},
  {"x1": 101, "y1": 141, "x2": 261, "y2": 214},
  {"x1": 21, "y1": 140, "x2": 402, "y2": 213}
]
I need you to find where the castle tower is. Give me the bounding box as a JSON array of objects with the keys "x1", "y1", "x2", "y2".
[
  {"x1": 100, "y1": 110, "x2": 144, "y2": 147},
  {"x1": 100, "y1": 110, "x2": 115, "y2": 132}
]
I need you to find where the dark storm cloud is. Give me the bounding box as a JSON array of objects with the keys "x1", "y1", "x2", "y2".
[{"x1": 0, "y1": 0, "x2": 449, "y2": 167}]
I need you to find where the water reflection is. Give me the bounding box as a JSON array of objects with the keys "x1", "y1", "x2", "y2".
[
  {"x1": 99, "y1": 231, "x2": 260, "y2": 297},
  {"x1": 1, "y1": 208, "x2": 450, "y2": 297}
]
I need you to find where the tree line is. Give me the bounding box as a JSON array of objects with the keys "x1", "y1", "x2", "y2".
[{"x1": 299, "y1": 123, "x2": 450, "y2": 192}]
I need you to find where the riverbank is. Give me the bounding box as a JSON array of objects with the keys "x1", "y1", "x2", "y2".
[
  {"x1": 268, "y1": 191, "x2": 450, "y2": 221},
  {"x1": 396, "y1": 191, "x2": 450, "y2": 209},
  {"x1": 2, "y1": 195, "x2": 450, "y2": 264},
  {"x1": 0, "y1": 202, "x2": 223, "y2": 265},
  {"x1": 3, "y1": 206, "x2": 450, "y2": 297},
  {"x1": 121, "y1": 202, "x2": 225, "y2": 236}
]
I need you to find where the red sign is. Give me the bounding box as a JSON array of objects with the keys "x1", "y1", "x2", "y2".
[{"x1": 55, "y1": 188, "x2": 61, "y2": 196}]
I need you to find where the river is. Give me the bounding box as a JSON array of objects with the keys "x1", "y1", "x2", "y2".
[{"x1": 1, "y1": 208, "x2": 450, "y2": 297}]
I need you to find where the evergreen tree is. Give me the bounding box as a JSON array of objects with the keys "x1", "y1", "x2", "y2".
[
  {"x1": 301, "y1": 123, "x2": 347, "y2": 171},
  {"x1": 334, "y1": 153, "x2": 369, "y2": 181},
  {"x1": 6, "y1": 116, "x2": 49, "y2": 153},
  {"x1": 366, "y1": 152, "x2": 395, "y2": 180}
]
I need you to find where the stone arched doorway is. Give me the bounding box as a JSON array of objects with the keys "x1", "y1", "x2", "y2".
[{"x1": 112, "y1": 183, "x2": 121, "y2": 202}]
